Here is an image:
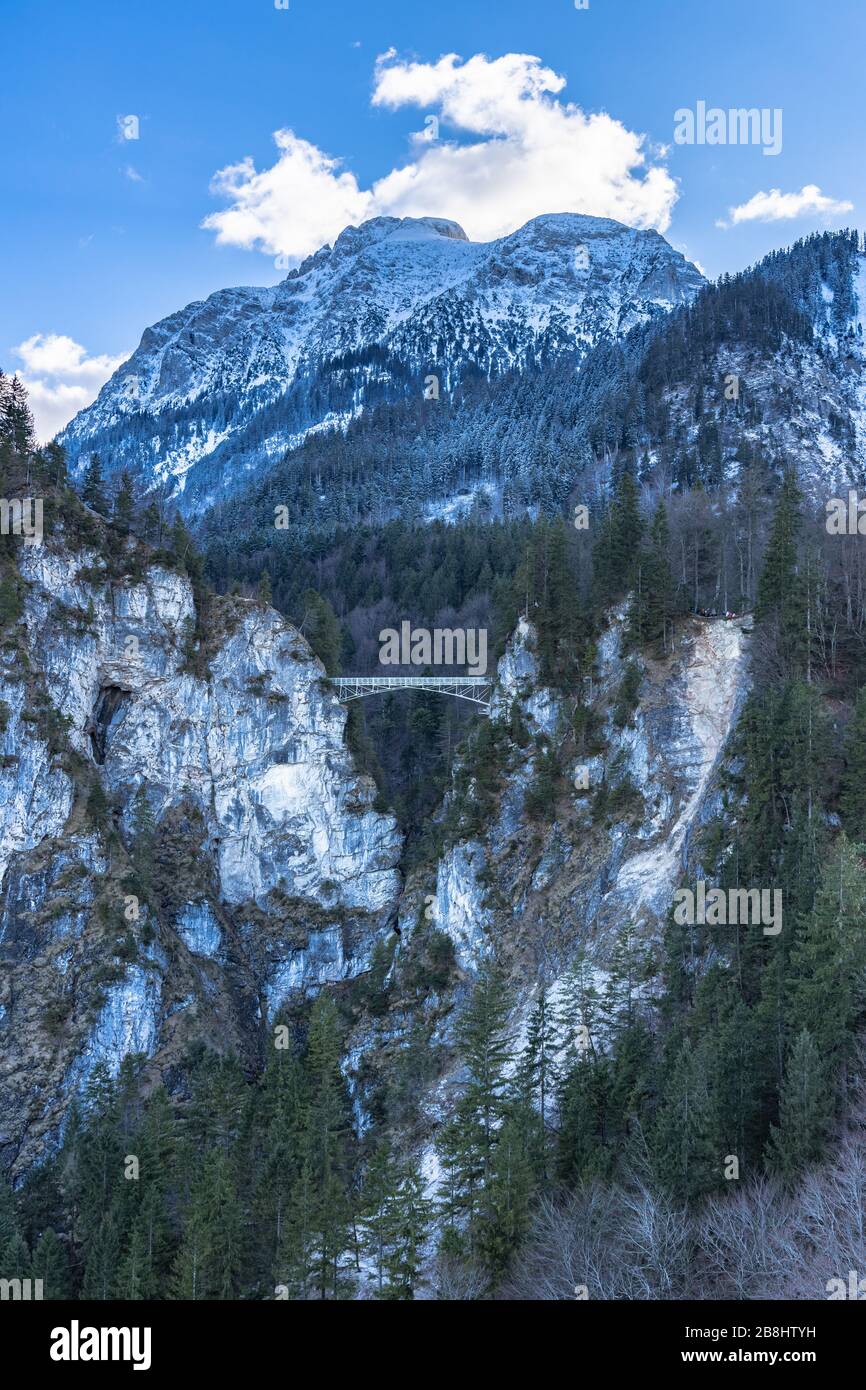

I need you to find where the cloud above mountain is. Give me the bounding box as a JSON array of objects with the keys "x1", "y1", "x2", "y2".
[
  {"x1": 202, "y1": 51, "x2": 679, "y2": 261},
  {"x1": 717, "y1": 184, "x2": 854, "y2": 229},
  {"x1": 12, "y1": 334, "x2": 129, "y2": 442}
]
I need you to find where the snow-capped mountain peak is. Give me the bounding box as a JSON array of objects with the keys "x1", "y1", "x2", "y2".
[{"x1": 59, "y1": 212, "x2": 705, "y2": 510}]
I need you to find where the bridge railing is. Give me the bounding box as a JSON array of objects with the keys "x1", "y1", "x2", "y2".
[
  {"x1": 332, "y1": 674, "x2": 493, "y2": 707},
  {"x1": 335, "y1": 676, "x2": 490, "y2": 688}
]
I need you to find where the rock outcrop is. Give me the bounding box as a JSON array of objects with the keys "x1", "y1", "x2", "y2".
[{"x1": 0, "y1": 536, "x2": 401, "y2": 1173}]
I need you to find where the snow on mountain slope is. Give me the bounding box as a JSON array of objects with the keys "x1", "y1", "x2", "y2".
[
  {"x1": 634, "y1": 246, "x2": 866, "y2": 504},
  {"x1": 850, "y1": 253, "x2": 866, "y2": 476},
  {"x1": 59, "y1": 213, "x2": 704, "y2": 509}
]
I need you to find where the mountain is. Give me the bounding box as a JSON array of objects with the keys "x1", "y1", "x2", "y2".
[
  {"x1": 571, "y1": 228, "x2": 866, "y2": 501},
  {"x1": 6, "y1": 328, "x2": 866, "y2": 1297},
  {"x1": 58, "y1": 213, "x2": 705, "y2": 512}
]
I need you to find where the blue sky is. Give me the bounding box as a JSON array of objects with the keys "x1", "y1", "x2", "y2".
[{"x1": 2, "y1": 0, "x2": 863, "y2": 437}]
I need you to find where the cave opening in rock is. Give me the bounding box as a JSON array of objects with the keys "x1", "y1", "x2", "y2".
[{"x1": 89, "y1": 685, "x2": 130, "y2": 764}]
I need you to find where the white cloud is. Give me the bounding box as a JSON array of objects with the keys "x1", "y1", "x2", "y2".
[
  {"x1": 124, "y1": 165, "x2": 145, "y2": 183},
  {"x1": 202, "y1": 51, "x2": 679, "y2": 260},
  {"x1": 12, "y1": 334, "x2": 129, "y2": 442},
  {"x1": 203, "y1": 131, "x2": 372, "y2": 262},
  {"x1": 717, "y1": 184, "x2": 854, "y2": 228}
]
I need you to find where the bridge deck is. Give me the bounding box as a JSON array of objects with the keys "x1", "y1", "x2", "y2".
[{"x1": 334, "y1": 674, "x2": 492, "y2": 708}]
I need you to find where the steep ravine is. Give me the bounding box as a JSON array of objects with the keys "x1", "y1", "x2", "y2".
[
  {"x1": 372, "y1": 610, "x2": 751, "y2": 1179},
  {"x1": 0, "y1": 530, "x2": 750, "y2": 1180}
]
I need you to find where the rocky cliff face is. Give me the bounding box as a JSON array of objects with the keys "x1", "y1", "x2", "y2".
[
  {"x1": 340, "y1": 610, "x2": 750, "y2": 1146},
  {"x1": 0, "y1": 516, "x2": 751, "y2": 1178},
  {"x1": 425, "y1": 611, "x2": 748, "y2": 974},
  {"x1": 0, "y1": 532, "x2": 401, "y2": 1174}
]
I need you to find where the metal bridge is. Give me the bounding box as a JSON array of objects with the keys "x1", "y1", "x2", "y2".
[{"x1": 333, "y1": 674, "x2": 492, "y2": 711}]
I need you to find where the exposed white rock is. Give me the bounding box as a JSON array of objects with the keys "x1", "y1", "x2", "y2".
[
  {"x1": 431, "y1": 841, "x2": 491, "y2": 970},
  {"x1": 67, "y1": 960, "x2": 163, "y2": 1093},
  {"x1": 0, "y1": 539, "x2": 406, "y2": 1171},
  {"x1": 176, "y1": 902, "x2": 222, "y2": 959},
  {"x1": 264, "y1": 925, "x2": 362, "y2": 1015},
  {"x1": 15, "y1": 545, "x2": 402, "y2": 915},
  {"x1": 0, "y1": 673, "x2": 75, "y2": 888},
  {"x1": 490, "y1": 616, "x2": 560, "y2": 736},
  {"x1": 602, "y1": 617, "x2": 749, "y2": 923}
]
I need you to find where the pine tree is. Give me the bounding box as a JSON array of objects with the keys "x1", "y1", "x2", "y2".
[
  {"x1": 44, "y1": 440, "x2": 68, "y2": 487},
  {"x1": 125, "y1": 1086, "x2": 175, "y2": 1296},
  {"x1": 688, "y1": 960, "x2": 754, "y2": 1154},
  {"x1": 0, "y1": 1181, "x2": 18, "y2": 1250},
  {"x1": 81, "y1": 1208, "x2": 121, "y2": 1299},
  {"x1": 593, "y1": 468, "x2": 643, "y2": 605},
  {"x1": 299, "y1": 589, "x2": 342, "y2": 675},
  {"x1": 1, "y1": 1230, "x2": 31, "y2": 1280},
  {"x1": 765, "y1": 1029, "x2": 833, "y2": 1180},
  {"x1": 535, "y1": 516, "x2": 583, "y2": 687},
  {"x1": 70, "y1": 1063, "x2": 123, "y2": 1253},
  {"x1": 652, "y1": 1036, "x2": 719, "y2": 1200},
  {"x1": 359, "y1": 1141, "x2": 399, "y2": 1297},
  {"x1": 755, "y1": 468, "x2": 807, "y2": 674},
  {"x1": 786, "y1": 836, "x2": 866, "y2": 1070},
  {"x1": 118, "y1": 1217, "x2": 150, "y2": 1300},
  {"x1": 130, "y1": 785, "x2": 156, "y2": 906},
  {"x1": 436, "y1": 960, "x2": 513, "y2": 1268},
  {"x1": 302, "y1": 995, "x2": 354, "y2": 1298},
  {"x1": 554, "y1": 952, "x2": 609, "y2": 1181},
  {"x1": 253, "y1": 1049, "x2": 307, "y2": 1288},
  {"x1": 86, "y1": 778, "x2": 111, "y2": 831},
  {"x1": 556, "y1": 1051, "x2": 606, "y2": 1184},
  {"x1": 358, "y1": 1142, "x2": 430, "y2": 1299},
  {"x1": 601, "y1": 924, "x2": 651, "y2": 1036},
  {"x1": 31, "y1": 1228, "x2": 72, "y2": 1299},
  {"x1": 513, "y1": 989, "x2": 555, "y2": 1185},
  {"x1": 629, "y1": 499, "x2": 676, "y2": 650},
  {"x1": 839, "y1": 687, "x2": 866, "y2": 840},
  {"x1": 81, "y1": 453, "x2": 108, "y2": 514},
  {"x1": 476, "y1": 1103, "x2": 534, "y2": 1283},
  {"x1": 4, "y1": 376, "x2": 35, "y2": 454},
  {"x1": 172, "y1": 1150, "x2": 242, "y2": 1300},
  {"x1": 131, "y1": 784, "x2": 155, "y2": 848},
  {"x1": 113, "y1": 469, "x2": 136, "y2": 533},
  {"x1": 278, "y1": 1160, "x2": 314, "y2": 1298},
  {"x1": 380, "y1": 1162, "x2": 431, "y2": 1300}
]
